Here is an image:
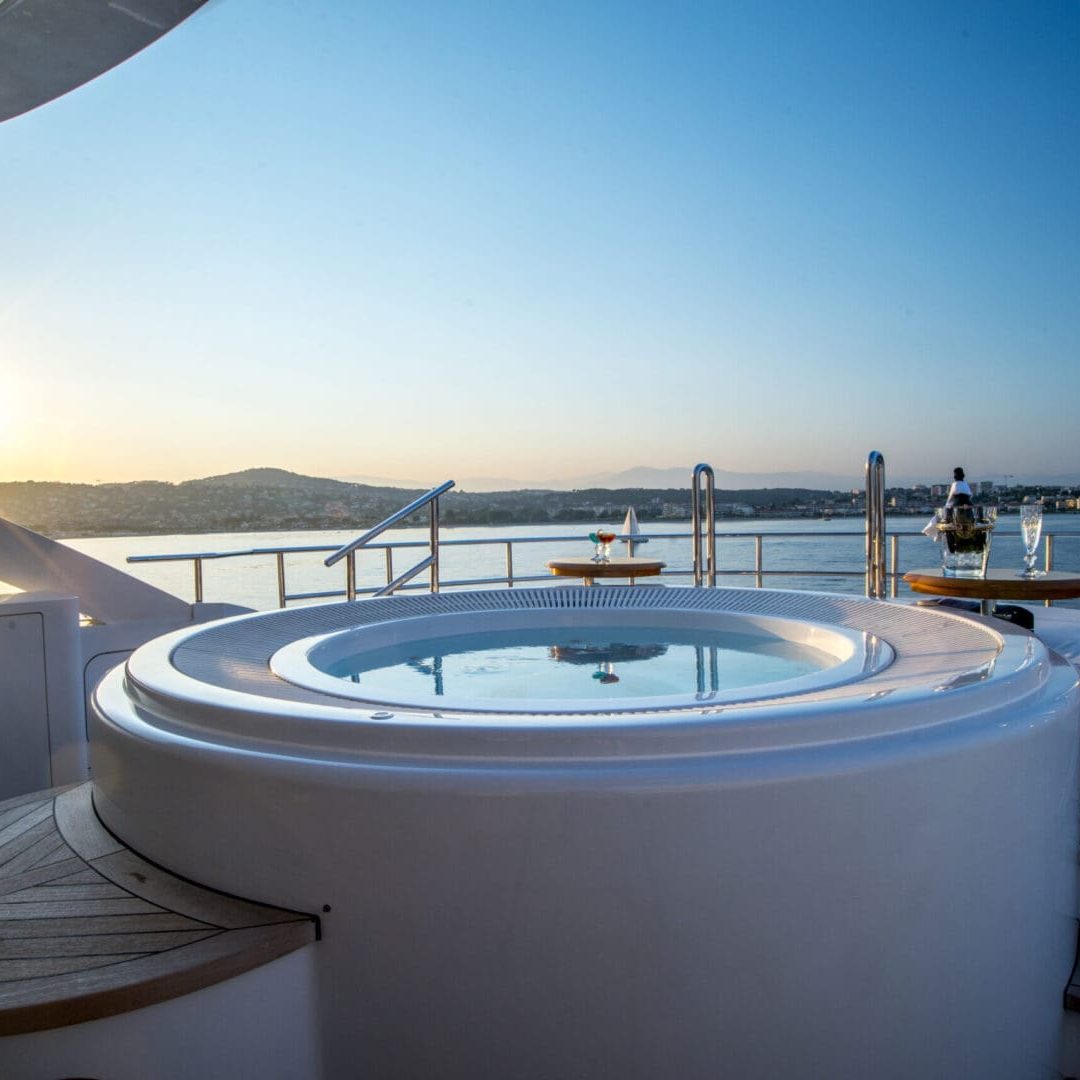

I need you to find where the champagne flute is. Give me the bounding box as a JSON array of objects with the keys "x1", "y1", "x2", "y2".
[{"x1": 1019, "y1": 504, "x2": 1043, "y2": 577}]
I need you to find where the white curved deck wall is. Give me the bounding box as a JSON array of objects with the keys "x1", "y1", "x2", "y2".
[{"x1": 0, "y1": 950, "x2": 320, "y2": 1080}]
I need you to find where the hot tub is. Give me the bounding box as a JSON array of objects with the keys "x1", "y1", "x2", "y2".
[{"x1": 90, "y1": 587, "x2": 1080, "y2": 1079}]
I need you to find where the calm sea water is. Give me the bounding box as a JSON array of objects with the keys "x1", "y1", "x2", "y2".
[{"x1": 58, "y1": 516, "x2": 1080, "y2": 613}]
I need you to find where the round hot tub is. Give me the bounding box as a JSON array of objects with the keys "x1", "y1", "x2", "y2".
[
  {"x1": 90, "y1": 587, "x2": 1080, "y2": 1079},
  {"x1": 270, "y1": 598, "x2": 893, "y2": 712}
]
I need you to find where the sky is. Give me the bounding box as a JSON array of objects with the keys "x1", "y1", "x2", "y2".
[{"x1": 2, "y1": 0, "x2": 1078, "y2": 490}]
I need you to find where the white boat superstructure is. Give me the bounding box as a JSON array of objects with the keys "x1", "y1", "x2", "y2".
[
  {"x1": 0, "y1": 0, "x2": 210, "y2": 123},
  {"x1": 0, "y1": 517, "x2": 248, "y2": 797}
]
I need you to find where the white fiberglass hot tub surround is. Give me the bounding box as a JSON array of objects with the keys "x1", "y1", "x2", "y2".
[{"x1": 90, "y1": 587, "x2": 1080, "y2": 1080}]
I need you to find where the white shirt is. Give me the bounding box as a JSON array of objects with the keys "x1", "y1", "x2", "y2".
[{"x1": 946, "y1": 480, "x2": 972, "y2": 506}]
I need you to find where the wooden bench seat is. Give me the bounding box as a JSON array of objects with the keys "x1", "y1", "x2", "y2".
[{"x1": 0, "y1": 783, "x2": 316, "y2": 1035}]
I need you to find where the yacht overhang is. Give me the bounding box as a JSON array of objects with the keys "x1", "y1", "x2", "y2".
[{"x1": 0, "y1": 0, "x2": 210, "y2": 123}]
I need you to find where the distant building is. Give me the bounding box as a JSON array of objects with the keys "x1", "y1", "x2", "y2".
[{"x1": 979, "y1": 481, "x2": 994, "y2": 495}]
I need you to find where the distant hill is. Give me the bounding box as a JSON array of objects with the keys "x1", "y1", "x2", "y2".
[
  {"x1": 193, "y1": 467, "x2": 337, "y2": 489},
  {"x1": 576, "y1": 466, "x2": 864, "y2": 491},
  {"x1": 342, "y1": 465, "x2": 867, "y2": 492},
  {"x1": 191, "y1": 468, "x2": 421, "y2": 495},
  {"x1": 2, "y1": 466, "x2": 1071, "y2": 539},
  {"x1": 0, "y1": 470, "x2": 429, "y2": 538},
  {"x1": 183, "y1": 466, "x2": 423, "y2": 494},
  {"x1": 0, "y1": 467, "x2": 867, "y2": 538},
  {"x1": 338, "y1": 464, "x2": 1069, "y2": 493}
]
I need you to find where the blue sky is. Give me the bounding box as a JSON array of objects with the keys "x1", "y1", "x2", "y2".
[{"x1": 2, "y1": 0, "x2": 1078, "y2": 488}]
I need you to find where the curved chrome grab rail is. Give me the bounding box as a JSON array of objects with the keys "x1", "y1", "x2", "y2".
[
  {"x1": 865, "y1": 451, "x2": 886, "y2": 599},
  {"x1": 691, "y1": 464, "x2": 716, "y2": 587}
]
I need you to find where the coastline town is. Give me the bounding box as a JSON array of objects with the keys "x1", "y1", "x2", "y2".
[{"x1": 2, "y1": 468, "x2": 1077, "y2": 538}]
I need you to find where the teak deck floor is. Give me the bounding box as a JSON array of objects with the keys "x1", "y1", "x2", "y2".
[{"x1": 0, "y1": 783, "x2": 316, "y2": 1035}]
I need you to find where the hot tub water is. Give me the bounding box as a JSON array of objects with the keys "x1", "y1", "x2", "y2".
[{"x1": 319, "y1": 625, "x2": 832, "y2": 703}]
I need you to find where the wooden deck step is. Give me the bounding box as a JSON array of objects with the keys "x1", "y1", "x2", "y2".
[{"x1": 0, "y1": 783, "x2": 316, "y2": 1035}]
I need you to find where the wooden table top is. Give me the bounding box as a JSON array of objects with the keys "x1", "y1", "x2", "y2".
[
  {"x1": 903, "y1": 568, "x2": 1080, "y2": 602},
  {"x1": 547, "y1": 556, "x2": 666, "y2": 579}
]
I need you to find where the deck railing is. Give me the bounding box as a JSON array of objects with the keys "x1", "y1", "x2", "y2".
[
  {"x1": 324, "y1": 480, "x2": 452, "y2": 599},
  {"x1": 126, "y1": 526, "x2": 1064, "y2": 610}
]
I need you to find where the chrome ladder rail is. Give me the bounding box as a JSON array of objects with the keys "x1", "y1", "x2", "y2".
[
  {"x1": 325, "y1": 481, "x2": 454, "y2": 599},
  {"x1": 865, "y1": 451, "x2": 887, "y2": 599},
  {"x1": 691, "y1": 464, "x2": 716, "y2": 586}
]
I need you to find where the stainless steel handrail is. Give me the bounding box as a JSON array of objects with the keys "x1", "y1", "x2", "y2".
[
  {"x1": 865, "y1": 451, "x2": 886, "y2": 599},
  {"x1": 127, "y1": 525, "x2": 1066, "y2": 609},
  {"x1": 324, "y1": 480, "x2": 453, "y2": 599},
  {"x1": 691, "y1": 463, "x2": 716, "y2": 586}
]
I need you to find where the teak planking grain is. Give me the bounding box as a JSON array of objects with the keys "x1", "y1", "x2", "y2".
[{"x1": 0, "y1": 783, "x2": 316, "y2": 1035}]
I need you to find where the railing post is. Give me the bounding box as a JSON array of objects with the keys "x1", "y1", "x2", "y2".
[
  {"x1": 692, "y1": 464, "x2": 716, "y2": 587},
  {"x1": 276, "y1": 552, "x2": 287, "y2": 608},
  {"x1": 1046, "y1": 534, "x2": 1054, "y2": 606},
  {"x1": 505, "y1": 542, "x2": 514, "y2": 587},
  {"x1": 385, "y1": 548, "x2": 394, "y2": 586},
  {"x1": 193, "y1": 557, "x2": 204, "y2": 604},
  {"x1": 865, "y1": 451, "x2": 886, "y2": 599},
  {"x1": 430, "y1": 496, "x2": 440, "y2": 593},
  {"x1": 889, "y1": 534, "x2": 899, "y2": 599},
  {"x1": 346, "y1": 551, "x2": 356, "y2": 602}
]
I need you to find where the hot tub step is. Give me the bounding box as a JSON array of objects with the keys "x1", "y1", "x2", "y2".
[{"x1": 0, "y1": 783, "x2": 317, "y2": 1035}]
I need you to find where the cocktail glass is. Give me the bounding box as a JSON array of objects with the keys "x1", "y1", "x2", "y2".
[
  {"x1": 597, "y1": 530, "x2": 616, "y2": 561},
  {"x1": 1020, "y1": 504, "x2": 1043, "y2": 577},
  {"x1": 588, "y1": 531, "x2": 602, "y2": 562},
  {"x1": 592, "y1": 661, "x2": 619, "y2": 685}
]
